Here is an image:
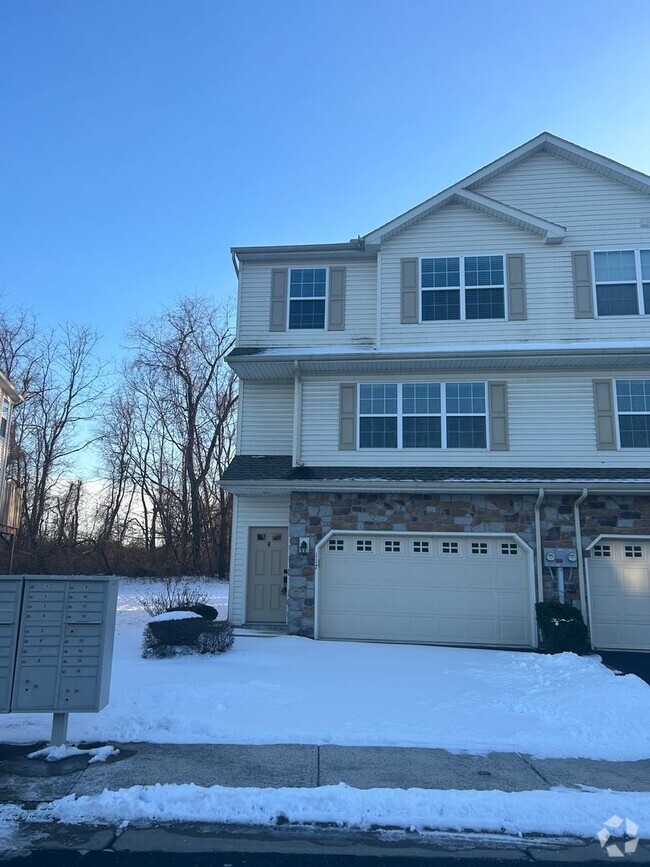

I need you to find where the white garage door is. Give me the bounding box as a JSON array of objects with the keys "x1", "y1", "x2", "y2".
[
  {"x1": 587, "y1": 538, "x2": 650, "y2": 651},
  {"x1": 318, "y1": 534, "x2": 534, "y2": 647}
]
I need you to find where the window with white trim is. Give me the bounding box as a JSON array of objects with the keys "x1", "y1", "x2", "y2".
[
  {"x1": 615, "y1": 380, "x2": 650, "y2": 448},
  {"x1": 288, "y1": 268, "x2": 326, "y2": 329},
  {"x1": 384, "y1": 540, "x2": 401, "y2": 553},
  {"x1": 471, "y1": 541, "x2": 489, "y2": 555},
  {"x1": 0, "y1": 400, "x2": 8, "y2": 439},
  {"x1": 441, "y1": 540, "x2": 459, "y2": 554},
  {"x1": 328, "y1": 538, "x2": 344, "y2": 552},
  {"x1": 500, "y1": 542, "x2": 518, "y2": 556},
  {"x1": 359, "y1": 382, "x2": 487, "y2": 449},
  {"x1": 421, "y1": 255, "x2": 505, "y2": 321},
  {"x1": 412, "y1": 540, "x2": 430, "y2": 553},
  {"x1": 356, "y1": 539, "x2": 373, "y2": 552},
  {"x1": 593, "y1": 250, "x2": 650, "y2": 316}
]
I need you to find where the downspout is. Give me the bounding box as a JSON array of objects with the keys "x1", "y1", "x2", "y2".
[
  {"x1": 292, "y1": 360, "x2": 303, "y2": 467},
  {"x1": 231, "y1": 251, "x2": 239, "y2": 277},
  {"x1": 534, "y1": 488, "x2": 545, "y2": 602},
  {"x1": 574, "y1": 488, "x2": 589, "y2": 613}
]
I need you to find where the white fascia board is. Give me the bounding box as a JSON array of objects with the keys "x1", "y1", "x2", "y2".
[
  {"x1": 363, "y1": 132, "x2": 649, "y2": 245},
  {"x1": 457, "y1": 191, "x2": 566, "y2": 244},
  {"x1": 221, "y1": 479, "x2": 650, "y2": 497}
]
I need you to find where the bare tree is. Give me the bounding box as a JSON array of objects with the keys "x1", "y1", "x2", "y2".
[{"x1": 96, "y1": 296, "x2": 237, "y2": 575}]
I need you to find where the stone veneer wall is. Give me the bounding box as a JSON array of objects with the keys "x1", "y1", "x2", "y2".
[{"x1": 287, "y1": 491, "x2": 650, "y2": 636}]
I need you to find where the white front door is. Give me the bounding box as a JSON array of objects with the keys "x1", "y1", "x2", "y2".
[{"x1": 318, "y1": 533, "x2": 534, "y2": 647}]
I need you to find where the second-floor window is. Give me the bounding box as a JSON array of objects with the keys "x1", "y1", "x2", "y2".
[
  {"x1": 594, "y1": 250, "x2": 650, "y2": 316},
  {"x1": 289, "y1": 268, "x2": 326, "y2": 329},
  {"x1": 421, "y1": 255, "x2": 505, "y2": 321},
  {"x1": 616, "y1": 379, "x2": 650, "y2": 448},
  {"x1": 0, "y1": 400, "x2": 9, "y2": 439},
  {"x1": 359, "y1": 382, "x2": 487, "y2": 449}
]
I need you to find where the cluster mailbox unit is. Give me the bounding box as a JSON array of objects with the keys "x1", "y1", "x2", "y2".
[{"x1": 0, "y1": 576, "x2": 119, "y2": 742}]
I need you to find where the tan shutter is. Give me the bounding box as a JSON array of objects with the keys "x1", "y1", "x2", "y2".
[
  {"x1": 269, "y1": 269, "x2": 288, "y2": 331},
  {"x1": 339, "y1": 383, "x2": 357, "y2": 450},
  {"x1": 401, "y1": 258, "x2": 419, "y2": 324},
  {"x1": 572, "y1": 252, "x2": 595, "y2": 319},
  {"x1": 593, "y1": 379, "x2": 617, "y2": 450},
  {"x1": 507, "y1": 254, "x2": 527, "y2": 321},
  {"x1": 328, "y1": 267, "x2": 346, "y2": 331},
  {"x1": 488, "y1": 382, "x2": 509, "y2": 451}
]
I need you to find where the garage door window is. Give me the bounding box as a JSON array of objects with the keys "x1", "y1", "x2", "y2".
[
  {"x1": 441, "y1": 541, "x2": 460, "y2": 554},
  {"x1": 624, "y1": 544, "x2": 643, "y2": 558},
  {"x1": 500, "y1": 542, "x2": 518, "y2": 556},
  {"x1": 356, "y1": 539, "x2": 373, "y2": 552},
  {"x1": 384, "y1": 540, "x2": 401, "y2": 553},
  {"x1": 593, "y1": 544, "x2": 612, "y2": 557},
  {"x1": 471, "y1": 541, "x2": 489, "y2": 555},
  {"x1": 412, "y1": 540, "x2": 430, "y2": 553},
  {"x1": 328, "y1": 539, "x2": 345, "y2": 552}
]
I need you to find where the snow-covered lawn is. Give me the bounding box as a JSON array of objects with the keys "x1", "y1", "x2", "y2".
[{"x1": 1, "y1": 578, "x2": 649, "y2": 760}]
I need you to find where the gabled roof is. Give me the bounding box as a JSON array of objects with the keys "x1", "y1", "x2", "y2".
[{"x1": 364, "y1": 132, "x2": 650, "y2": 245}]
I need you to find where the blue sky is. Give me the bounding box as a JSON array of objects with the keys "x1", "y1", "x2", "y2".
[{"x1": 2, "y1": 0, "x2": 650, "y2": 366}]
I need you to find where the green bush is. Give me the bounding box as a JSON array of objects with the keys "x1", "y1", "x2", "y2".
[
  {"x1": 535, "y1": 601, "x2": 591, "y2": 655},
  {"x1": 142, "y1": 620, "x2": 235, "y2": 658},
  {"x1": 196, "y1": 622, "x2": 235, "y2": 654}
]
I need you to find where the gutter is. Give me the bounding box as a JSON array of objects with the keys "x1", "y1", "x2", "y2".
[
  {"x1": 534, "y1": 488, "x2": 545, "y2": 603},
  {"x1": 219, "y1": 478, "x2": 650, "y2": 497},
  {"x1": 574, "y1": 488, "x2": 589, "y2": 614},
  {"x1": 231, "y1": 251, "x2": 239, "y2": 278}
]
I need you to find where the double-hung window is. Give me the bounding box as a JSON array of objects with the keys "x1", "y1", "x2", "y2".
[
  {"x1": 288, "y1": 268, "x2": 326, "y2": 329},
  {"x1": 0, "y1": 400, "x2": 8, "y2": 439},
  {"x1": 359, "y1": 382, "x2": 487, "y2": 449},
  {"x1": 593, "y1": 250, "x2": 650, "y2": 316},
  {"x1": 421, "y1": 256, "x2": 505, "y2": 321},
  {"x1": 616, "y1": 380, "x2": 650, "y2": 448}
]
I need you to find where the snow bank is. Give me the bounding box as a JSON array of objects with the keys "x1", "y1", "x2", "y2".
[
  {"x1": 6, "y1": 784, "x2": 650, "y2": 838},
  {"x1": 28, "y1": 745, "x2": 119, "y2": 764}
]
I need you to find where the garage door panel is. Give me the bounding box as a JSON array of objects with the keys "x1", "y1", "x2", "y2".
[
  {"x1": 588, "y1": 540, "x2": 650, "y2": 651},
  {"x1": 319, "y1": 534, "x2": 533, "y2": 648}
]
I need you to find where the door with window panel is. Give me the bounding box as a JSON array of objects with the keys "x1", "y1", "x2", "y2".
[{"x1": 246, "y1": 528, "x2": 288, "y2": 623}]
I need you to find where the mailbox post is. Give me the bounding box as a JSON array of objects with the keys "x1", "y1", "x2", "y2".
[{"x1": 0, "y1": 576, "x2": 119, "y2": 744}]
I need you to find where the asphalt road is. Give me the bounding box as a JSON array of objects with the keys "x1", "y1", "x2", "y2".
[{"x1": 599, "y1": 650, "x2": 650, "y2": 685}]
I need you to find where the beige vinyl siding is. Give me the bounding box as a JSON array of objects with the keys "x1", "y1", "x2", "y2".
[
  {"x1": 380, "y1": 153, "x2": 650, "y2": 348},
  {"x1": 238, "y1": 381, "x2": 294, "y2": 455},
  {"x1": 237, "y1": 260, "x2": 377, "y2": 347},
  {"x1": 229, "y1": 495, "x2": 290, "y2": 625},
  {"x1": 298, "y1": 370, "x2": 650, "y2": 469}
]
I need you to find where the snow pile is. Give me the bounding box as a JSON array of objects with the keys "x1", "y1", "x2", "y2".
[
  {"x1": 5, "y1": 783, "x2": 650, "y2": 838},
  {"x1": 0, "y1": 578, "x2": 648, "y2": 760},
  {"x1": 28, "y1": 744, "x2": 119, "y2": 764},
  {"x1": 149, "y1": 611, "x2": 202, "y2": 622}
]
